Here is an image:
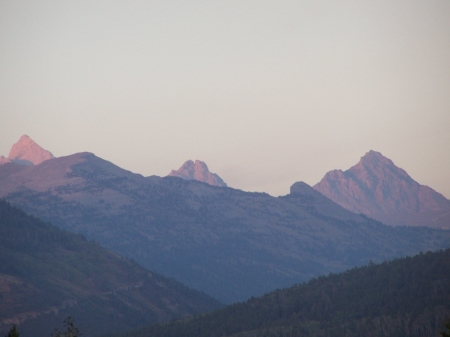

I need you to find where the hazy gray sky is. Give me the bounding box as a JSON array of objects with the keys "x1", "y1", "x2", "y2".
[{"x1": 1, "y1": 1, "x2": 449, "y2": 197}]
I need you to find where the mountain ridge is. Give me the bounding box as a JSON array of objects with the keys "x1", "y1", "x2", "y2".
[
  {"x1": 2, "y1": 150, "x2": 450, "y2": 303},
  {"x1": 1, "y1": 137, "x2": 450, "y2": 303}
]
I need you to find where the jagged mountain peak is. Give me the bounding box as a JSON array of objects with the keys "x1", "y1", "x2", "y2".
[
  {"x1": 338, "y1": 150, "x2": 413, "y2": 188},
  {"x1": 5, "y1": 135, "x2": 54, "y2": 166},
  {"x1": 362, "y1": 150, "x2": 393, "y2": 162},
  {"x1": 355, "y1": 150, "x2": 398, "y2": 172},
  {"x1": 314, "y1": 150, "x2": 450, "y2": 217},
  {"x1": 168, "y1": 159, "x2": 227, "y2": 187}
]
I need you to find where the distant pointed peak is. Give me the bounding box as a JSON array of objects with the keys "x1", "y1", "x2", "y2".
[
  {"x1": 6, "y1": 135, "x2": 54, "y2": 166},
  {"x1": 314, "y1": 150, "x2": 450, "y2": 215},
  {"x1": 363, "y1": 150, "x2": 383, "y2": 158},
  {"x1": 360, "y1": 150, "x2": 395, "y2": 166},
  {"x1": 356, "y1": 150, "x2": 411, "y2": 180},
  {"x1": 168, "y1": 159, "x2": 227, "y2": 187}
]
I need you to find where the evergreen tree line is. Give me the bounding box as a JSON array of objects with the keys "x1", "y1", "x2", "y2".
[
  {"x1": 109, "y1": 249, "x2": 450, "y2": 337},
  {"x1": 5, "y1": 317, "x2": 80, "y2": 337}
]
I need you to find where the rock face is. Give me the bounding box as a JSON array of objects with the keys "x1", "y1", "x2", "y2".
[
  {"x1": 313, "y1": 150, "x2": 450, "y2": 228},
  {"x1": 168, "y1": 160, "x2": 227, "y2": 187},
  {"x1": 2, "y1": 135, "x2": 54, "y2": 166}
]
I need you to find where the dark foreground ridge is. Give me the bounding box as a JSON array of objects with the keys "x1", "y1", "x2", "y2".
[
  {"x1": 0, "y1": 200, "x2": 222, "y2": 337},
  {"x1": 111, "y1": 248, "x2": 450, "y2": 337}
]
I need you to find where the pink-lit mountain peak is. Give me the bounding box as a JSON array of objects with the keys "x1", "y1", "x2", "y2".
[
  {"x1": 4, "y1": 135, "x2": 54, "y2": 166},
  {"x1": 168, "y1": 160, "x2": 227, "y2": 187},
  {"x1": 344, "y1": 150, "x2": 413, "y2": 188},
  {"x1": 313, "y1": 150, "x2": 450, "y2": 216}
]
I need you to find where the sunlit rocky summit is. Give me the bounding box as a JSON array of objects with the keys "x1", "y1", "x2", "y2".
[
  {"x1": 313, "y1": 150, "x2": 450, "y2": 228},
  {"x1": 168, "y1": 159, "x2": 227, "y2": 187},
  {"x1": 0, "y1": 134, "x2": 54, "y2": 166}
]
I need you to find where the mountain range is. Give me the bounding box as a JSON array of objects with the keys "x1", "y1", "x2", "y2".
[{"x1": 1, "y1": 136, "x2": 450, "y2": 304}]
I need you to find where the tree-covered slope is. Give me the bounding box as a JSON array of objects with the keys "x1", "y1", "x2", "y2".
[
  {"x1": 116, "y1": 249, "x2": 450, "y2": 337},
  {"x1": 0, "y1": 200, "x2": 221, "y2": 337}
]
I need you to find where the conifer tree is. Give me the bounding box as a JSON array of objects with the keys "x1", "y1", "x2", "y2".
[
  {"x1": 51, "y1": 317, "x2": 81, "y2": 337},
  {"x1": 6, "y1": 325, "x2": 19, "y2": 337},
  {"x1": 441, "y1": 318, "x2": 450, "y2": 337}
]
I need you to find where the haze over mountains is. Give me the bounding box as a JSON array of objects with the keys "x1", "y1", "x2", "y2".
[
  {"x1": 314, "y1": 150, "x2": 450, "y2": 228},
  {"x1": 1, "y1": 136, "x2": 450, "y2": 304}
]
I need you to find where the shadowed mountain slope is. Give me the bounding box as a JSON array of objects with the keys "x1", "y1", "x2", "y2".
[
  {"x1": 0, "y1": 200, "x2": 221, "y2": 337},
  {"x1": 1, "y1": 152, "x2": 450, "y2": 303},
  {"x1": 113, "y1": 249, "x2": 450, "y2": 337},
  {"x1": 314, "y1": 150, "x2": 450, "y2": 228}
]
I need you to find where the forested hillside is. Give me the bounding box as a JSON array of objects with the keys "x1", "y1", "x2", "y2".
[
  {"x1": 115, "y1": 249, "x2": 450, "y2": 337},
  {"x1": 0, "y1": 200, "x2": 221, "y2": 337}
]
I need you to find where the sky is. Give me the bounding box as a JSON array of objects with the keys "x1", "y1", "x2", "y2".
[{"x1": 1, "y1": 1, "x2": 450, "y2": 198}]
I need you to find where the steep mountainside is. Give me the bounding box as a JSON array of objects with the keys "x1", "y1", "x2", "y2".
[
  {"x1": 115, "y1": 249, "x2": 450, "y2": 337},
  {"x1": 0, "y1": 200, "x2": 221, "y2": 337},
  {"x1": 314, "y1": 150, "x2": 450, "y2": 228},
  {"x1": 1, "y1": 135, "x2": 54, "y2": 166},
  {"x1": 168, "y1": 160, "x2": 227, "y2": 187},
  {"x1": 1, "y1": 152, "x2": 450, "y2": 304}
]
